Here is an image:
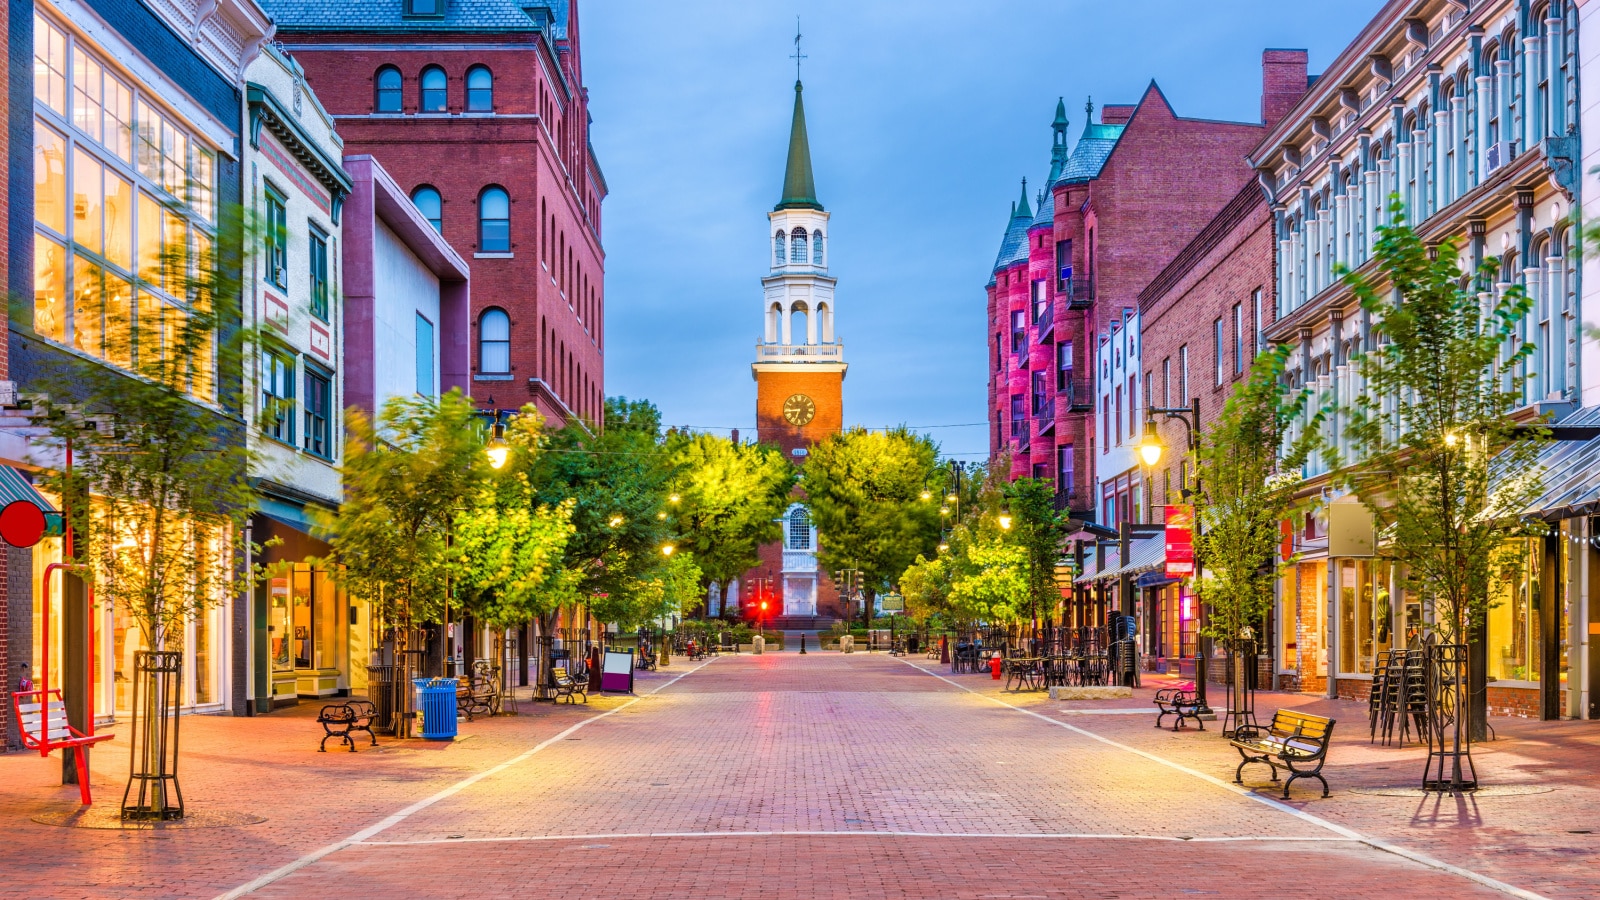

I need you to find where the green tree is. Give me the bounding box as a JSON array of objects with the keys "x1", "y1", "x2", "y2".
[
  {"x1": 316, "y1": 390, "x2": 491, "y2": 646},
  {"x1": 802, "y1": 427, "x2": 942, "y2": 620},
  {"x1": 1335, "y1": 202, "x2": 1546, "y2": 740},
  {"x1": 1000, "y1": 478, "x2": 1067, "y2": 627},
  {"x1": 665, "y1": 432, "x2": 795, "y2": 611},
  {"x1": 1192, "y1": 344, "x2": 1318, "y2": 644}
]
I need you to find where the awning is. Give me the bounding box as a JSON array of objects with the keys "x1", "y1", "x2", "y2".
[
  {"x1": 0, "y1": 466, "x2": 63, "y2": 537},
  {"x1": 1076, "y1": 535, "x2": 1166, "y2": 585},
  {"x1": 1512, "y1": 405, "x2": 1600, "y2": 521}
]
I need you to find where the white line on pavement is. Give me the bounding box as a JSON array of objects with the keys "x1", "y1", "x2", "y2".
[
  {"x1": 355, "y1": 831, "x2": 1360, "y2": 846},
  {"x1": 213, "y1": 657, "x2": 718, "y2": 900},
  {"x1": 895, "y1": 658, "x2": 1547, "y2": 900}
]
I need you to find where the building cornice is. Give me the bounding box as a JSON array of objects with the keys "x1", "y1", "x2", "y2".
[{"x1": 248, "y1": 83, "x2": 353, "y2": 223}]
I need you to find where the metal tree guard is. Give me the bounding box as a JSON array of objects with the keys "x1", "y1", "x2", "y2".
[
  {"x1": 1221, "y1": 637, "x2": 1260, "y2": 738},
  {"x1": 122, "y1": 650, "x2": 184, "y2": 820},
  {"x1": 1422, "y1": 635, "x2": 1477, "y2": 792}
]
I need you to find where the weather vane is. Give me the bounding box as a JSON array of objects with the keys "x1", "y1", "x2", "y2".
[{"x1": 791, "y1": 17, "x2": 806, "y2": 82}]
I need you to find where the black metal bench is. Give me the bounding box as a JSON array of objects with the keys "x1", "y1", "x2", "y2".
[
  {"x1": 1230, "y1": 708, "x2": 1336, "y2": 799},
  {"x1": 317, "y1": 700, "x2": 379, "y2": 752},
  {"x1": 551, "y1": 666, "x2": 588, "y2": 704},
  {"x1": 1153, "y1": 686, "x2": 1203, "y2": 731},
  {"x1": 457, "y1": 670, "x2": 499, "y2": 721}
]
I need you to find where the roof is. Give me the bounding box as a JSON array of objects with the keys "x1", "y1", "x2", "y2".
[
  {"x1": 1514, "y1": 405, "x2": 1600, "y2": 520},
  {"x1": 991, "y1": 183, "x2": 1034, "y2": 272},
  {"x1": 1076, "y1": 535, "x2": 1165, "y2": 584},
  {"x1": 259, "y1": 0, "x2": 556, "y2": 32},
  {"x1": 1031, "y1": 189, "x2": 1054, "y2": 229},
  {"x1": 1056, "y1": 122, "x2": 1125, "y2": 185},
  {"x1": 775, "y1": 81, "x2": 821, "y2": 211}
]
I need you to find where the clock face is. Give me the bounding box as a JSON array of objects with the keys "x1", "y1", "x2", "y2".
[{"x1": 782, "y1": 394, "x2": 817, "y2": 426}]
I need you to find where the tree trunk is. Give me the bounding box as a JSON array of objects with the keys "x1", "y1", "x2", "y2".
[{"x1": 1468, "y1": 614, "x2": 1489, "y2": 742}]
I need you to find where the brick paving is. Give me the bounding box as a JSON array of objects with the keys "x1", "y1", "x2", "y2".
[{"x1": 0, "y1": 651, "x2": 1590, "y2": 898}]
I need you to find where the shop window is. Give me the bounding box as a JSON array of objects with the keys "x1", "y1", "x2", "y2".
[
  {"x1": 34, "y1": 14, "x2": 67, "y2": 115},
  {"x1": 1487, "y1": 539, "x2": 1560, "y2": 684},
  {"x1": 1337, "y1": 559, "x2": 1390, "y2": 676}
]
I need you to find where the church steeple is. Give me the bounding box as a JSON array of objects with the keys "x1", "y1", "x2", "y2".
[
  {"x1": 776, "y1": 81, "x2": 822, "y2": 211},
  {"x1": 1048, "y1": 97, "x2": 1071, "y2": 185}
]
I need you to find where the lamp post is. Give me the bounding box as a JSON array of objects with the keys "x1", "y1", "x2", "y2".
[{"x1": 1136, "y1": 396, "x2": 1212, "y2": 716}]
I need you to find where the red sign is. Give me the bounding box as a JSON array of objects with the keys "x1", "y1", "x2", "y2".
[
  {"x1": 1165, "y1": 504, "x2": 1194, "y2": 579},
  {"x1": 1280, "y1": 519, "x2": 1294, "y2": 563}
]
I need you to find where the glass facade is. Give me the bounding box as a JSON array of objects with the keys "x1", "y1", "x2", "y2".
[{"x1": 1337, "y1": 559, "x2": 1390, "y2": 676}]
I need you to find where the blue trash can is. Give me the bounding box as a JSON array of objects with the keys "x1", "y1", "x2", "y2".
[{"x1": 413, "y1": 677, "x2": 459, "y2": 740}]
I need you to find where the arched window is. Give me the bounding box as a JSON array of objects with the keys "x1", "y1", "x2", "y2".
[
  {"x1": 411, "y1": 186, "x2": 442, "y2": 232},
  {"x1": 789, "y1": 302, "x2": 809, "y2": 345},
  {"x1": 817, "y1": 302, "x2": 831, "y2": 343},
  {"x1": 479, "y1": 186, "x2": 510, "y2": 252},
  {"x1": 420, "y1": 66, "x2": 447, "y2": 113},
  {"x1": 466, "y1": 66, "x2": 493, "y2": 112},
  {"x1": 790, "y1": 227, "x2": 808, "y2": 263},
  {"x1": 787, "y1": 506, "x2": 811, "y2": 550},
  {"x1": 766, "y1": 302, "x2": 781, "y2": 343},
  {"x1": 812, "y1": 230, "x2": 823, "y2": 265},
  {"x1": 773, "y1": 230, "x2": 786, "y2": 265},
  {"x1": 479, "y1": 308, "x2": 510, "y2": 374},
  {"x1": 375, "y1": 66, "x2": 402, "y2": 113}
]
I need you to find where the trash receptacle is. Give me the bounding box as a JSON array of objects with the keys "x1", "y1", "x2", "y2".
[
  {"x1": 367, "y1": 664, "x2": 402, "y2": 732},
  {"x1": 413, "y1": 677, "x2": 459, "y2": 740}
]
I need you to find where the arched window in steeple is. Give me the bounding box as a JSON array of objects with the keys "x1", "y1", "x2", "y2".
[
  {"x1": 787, "y1": 506, "x2": 811, "y2": 550},
  {"x1": 774, "y1": 230, "x2": 786, "y2": 265},
  {"x1": 790, "y1": 227, "x2": 808, "y2": 263},
  {"x1": 812, "y1": 230, "x2": 824, "y2": 265}
]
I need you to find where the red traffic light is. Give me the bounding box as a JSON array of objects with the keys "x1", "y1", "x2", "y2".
[{"x1": 760, "y1": 601, "x2": 769, "y2": 610}]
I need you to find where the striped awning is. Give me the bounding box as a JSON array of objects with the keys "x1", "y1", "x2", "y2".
[
  {"x1": 0, "y1": 466, "x2": 63, "y2": 538},
  {"x1": 1075, "y1": 535, "x2": 1165, "y2": 584},
  {"x1": 1513, "y1": 405, "x2": 1600, "y2": 521}
]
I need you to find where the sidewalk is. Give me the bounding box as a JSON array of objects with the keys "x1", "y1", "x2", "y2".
[
  {"x1": 0, "y1": 664, "x2": 687, "y2": 898},
  {"x1": 901, "y1": 656, "x2": 1600, "y2": 900}
]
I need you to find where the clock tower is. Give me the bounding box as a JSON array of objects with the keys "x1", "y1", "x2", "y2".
[
  {"x1": 752, "y1": 77, "x2": 845, "y2": 454},
  {"x1": 743, "y1": 74, "x2": 845, "y2": 624}
]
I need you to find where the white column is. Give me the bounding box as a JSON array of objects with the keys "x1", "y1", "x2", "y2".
[
  {"x1": 1412, "y1": 128, "x2": 1429, "y2": 219},
  {"x1": 1496, "y1": 60, "x2": 1514, "y2": 151},
  {"x1": 1333, "y1": 193, "x2": 1350, "y2": 268},
  {"x1": 1452, "y1": 96, "x2": 1469, "y2": 193},
  {"x1": 1524, "y1": 266, "x2": 1544, "y2": 402},
  {"x1": 1433, "y1": 110, "x2": 1450, "y2": 205},
  {"x1": 1363, "y1": 170, "x2": 1381, "y2": 256},
  {"x1": 807, "y1": 304, "x2": 818, "y2": 345},
  {"x1": 1475, "y1": 74, "x2": 1493, "y2": 177},
  {"x1": 781, "y1": 302, "x2": 792, "y2": 344},
  {"x1": 1524, "y1": 36, "x2": 1543, "y2": 143},
  {"x1": 1396, "y1": 140, "x2": 1414, "y2": 219},
  {"x1": 1548, "y1": 253, "x2": 1567, "y2": 397},
  {"x1": 1278, "y1": 238, "x2": 1293, "y2": 315}
]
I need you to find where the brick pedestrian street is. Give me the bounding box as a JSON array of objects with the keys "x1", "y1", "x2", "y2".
[{"x1": 2, "y1": 652, "x2": 1597, "y2": 899}]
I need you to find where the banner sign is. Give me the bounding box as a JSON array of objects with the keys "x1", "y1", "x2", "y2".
[{"x1": 1165, "y1": 504, "x2": 1195, "y2": 579}]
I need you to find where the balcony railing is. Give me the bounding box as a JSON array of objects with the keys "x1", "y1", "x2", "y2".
[
  {"x1": 755, "y1": 341, "x2": 844, "y2": 362},
  {"x1": 1057, "y1": 378, "x2": 1093, "y2": 412}
]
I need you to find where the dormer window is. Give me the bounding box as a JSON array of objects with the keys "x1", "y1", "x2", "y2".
[{"x1": 404, "y1": 0, "x2": 442, "y2": 16}]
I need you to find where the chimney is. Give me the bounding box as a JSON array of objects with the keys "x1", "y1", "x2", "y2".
[
  {"x1": 1100, "y1": 105, "x2": 1136, "y2": 126},
  {"x1": 730, "y1": 428, "x2": 740, "y2": 445},
  {"x1": 1261, "y1": 48, "x2": 1310, "y2": 128}
]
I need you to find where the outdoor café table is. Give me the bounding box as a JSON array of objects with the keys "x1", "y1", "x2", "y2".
[{"x1": 1005, "y1": 657, "x2": 1045, "y2": 692}]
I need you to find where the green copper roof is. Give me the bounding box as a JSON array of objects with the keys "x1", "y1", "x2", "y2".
[
  {"x1": 776, "y1": 81, "x2": 822, "y2": 211},
  {"x1": 1015, "y1": 178, "x2": 1032, "y2": 219}
]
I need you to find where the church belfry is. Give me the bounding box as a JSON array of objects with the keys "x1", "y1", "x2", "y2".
[{"x1": 753, "y1": 76, "x2": 846, "y2": 457}]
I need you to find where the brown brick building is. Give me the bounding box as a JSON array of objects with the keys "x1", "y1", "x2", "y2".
[{"x1": 264, "y1": 0, "x2": 606, "y2": 427}]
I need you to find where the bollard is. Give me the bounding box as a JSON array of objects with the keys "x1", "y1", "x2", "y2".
[
  {"x1": 800, "y1": 634, "x2": 807, "y2": 655},
  {"x1": 753, "y1": 635, "x2": 765, "y2": 655}
]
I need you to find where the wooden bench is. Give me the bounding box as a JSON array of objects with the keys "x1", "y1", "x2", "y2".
[
  {"x1": 316, "y1": 700, "x2": 379, "y2": 752},
  {"x1": 1230, "y1": 708, "x2": 1336, "y2": 799},
  {"x1": 457, "y1": 670, "x2": 500, "y2": 721},
  {"x1": 12, "y1": 689, "x2": 113, "y2": 804},
  {"x1": 551, "y1": 666, "x2": 588, "y2": 704},
  {"x1": 1153, "y1": 685, "x2": 1203, "y2": 731}
]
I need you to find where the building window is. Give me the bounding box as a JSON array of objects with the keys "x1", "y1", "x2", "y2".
[
  {"x1": 465, "y1": 66, "x2": 493, "y2": 112},
  {"x1": 309, "y1": 231, "x2": 329, "y2": 321},
  {"x1": 415, "y1": 313, "x2": 435, "y2": 396},
  {"x1": 412, "y1": 186, "x2": 442, "y2": 232},
  {"x1": 264, "y1": 187, "x2": 287, "y2": 287},
  {"x1": 1232, "y1": 302, "x2": 1243, "y2": 376},
  {"x1": 812, "y1": 231, "x2": 824, "y2": 265},
  {"x1": 1337, "y1": 559, "x2": 1391, "y2": 676},
  {"x1": 1055, "y1": 239, "x2": 1072, "y2": 292},
  {"x1": 1178, "y1": 345, "x2": 1189, "y2": 403},
  {"x1": 790, "y1": 227, "x2": 808, "y2": 263},
  {"x1": 1057, "y1": 445, "x2": 1074, "y2": 493},
  {"x1": 375, "y1": 66, "x2": 402, "y2": 113},
  {"x1": 1252, "y1": 288, "x2": 1265, "y2": 356},
  {"x1": 419, "y1": 66, "x2": 447, "y2": 113},
  {"x1": 1056, "y1": 340, "x2": 1073, "y2": 392},
  {"x1": 1127, "y1": 374, "x2": 1137, "y2": 439},
  {"x1": 1213, "y1": 317, "x2": 1224, "y2": 386},
  {"x1": 261, "y1": 346, "x2": 295, "y2": 444},
  {"x1": 403, "y1": 0, "x2": 442, "y2": 14},
  {"x1": 479, "y1": 307, "x2": 510, "y2": 373},
  {"x1": 1113, "y1": 385, "x2": 1123, "y2": 446},
  {"x1": 478, "y1": 186, "x2": 509, "y2": 252},
  {"x1": 774, "y1": 230, "x2": 786, "y2": 265},
  {"x1": 788, "y1": 507, "x2": 811, "y2": 550},
  {"x1": 1162, "y1": 357, "x2": 1171, "y2": 406},
  {"x1": 1032, "y1": 279, "x2": 1048, "y2": 324},
  {"x1": 304, "y1": 368, "x2": 331, "y2": 459},
  {"x1": 35, "y1": 13, "x2": 67, "y2": 116}
]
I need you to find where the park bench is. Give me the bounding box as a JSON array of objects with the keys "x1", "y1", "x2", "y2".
[
  {"x1": 457, "y1": 668, "x2": 500, "y2": 721},
  {"x1": 551, "y1": 666, "x2": 588, "y2": 704},
  {"x1": 11, "y1": 689, "x2": 112, "y2": 803},
  {"x1": 1153, "y1": 685, "x2": 1204, "y2": 731},
  {"x1": 1229, "y1": 708, "x2": 1336, "y2": 799},
  {"x1": 316, "y1": 700, "x2": 378, "y2": 752}
]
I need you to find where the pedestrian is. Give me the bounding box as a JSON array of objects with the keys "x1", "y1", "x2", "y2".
[{"x1": 17, "y1": 663, "x2": 32, "y2": 692}]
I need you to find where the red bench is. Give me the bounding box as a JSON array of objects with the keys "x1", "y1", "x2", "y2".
[{"x1": 10, "y1": 689, "x2": 113, "y2": 805}]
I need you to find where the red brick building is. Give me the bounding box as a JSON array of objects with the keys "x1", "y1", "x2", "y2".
[
  {"x1": 265, "y1": 0, "x2": 606, "y2": 426},
  {"x1": 986, "y1": 52, "x2": 1309, "y2": 528}
]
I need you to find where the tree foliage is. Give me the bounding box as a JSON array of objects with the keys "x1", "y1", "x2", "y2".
[
  {"x1": 1192, "y1": 343, "x2": 1318, "y2": 642},
  {"x1": 1001, "y1": 477, "x2": 1067, "y2": 623},
  {"x1": 1334, "y1": 202, "x2": 1545, "y2": 646},
  {"x1": 35, "y1": 204, "x2": 253, "y2": 651},
  {"x1": 315, "y1": 390, "x2": 490, "y2": 627},
  {"x1": 664, "y1": 432, "x2": 795, "y2": 593},
  {"x1": 802, "y1": 427, "x2": 942, "y2": 600}
]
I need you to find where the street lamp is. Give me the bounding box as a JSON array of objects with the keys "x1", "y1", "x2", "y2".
[
  {"x1": 998, "y1": 510, "x2": 1013, "y2": 531},
  {"x1": 661, "y1": 543, "x2": 675, "y2": 557},
  {"x1": 920, "y1": 489, "x2": 932, "y2": 501},
  {"x1": 609, "y1": 515, "x2": 625, "y2": 528},
  {"x1": 484, "y1": 414, "x2": 511, "y2": 469},
  {"x1": 1143, "y1": 396, "x2": 1212, "y2": 717}
]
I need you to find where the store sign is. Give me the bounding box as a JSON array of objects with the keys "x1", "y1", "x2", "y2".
[
  {"x1": 1280, "y1": 519, "x2": 1294, "y2": 562},
  {"x1": 1165, "y1": 504, "x2": 1194, "y2": 578}
]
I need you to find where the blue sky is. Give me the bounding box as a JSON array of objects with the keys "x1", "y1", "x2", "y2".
[{"x1": 584, "y1": 1, "x2": 1385, "y2": 460}]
